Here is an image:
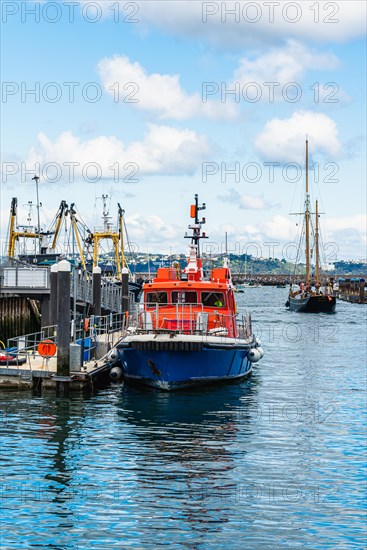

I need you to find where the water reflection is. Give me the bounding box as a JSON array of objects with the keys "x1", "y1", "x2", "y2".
[
  {"x1": 115, "y1": 381, "x2": 259, "y2": 539},
  {"x1": 1, "y1": 395, "x2": 87, "y2": 548},
  {"x1": 2, "y1": 290, "x2": 365, "y2": 548}
]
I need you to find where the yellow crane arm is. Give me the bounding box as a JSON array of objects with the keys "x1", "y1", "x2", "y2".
[
  {"x1": 118, "y1": 203, "x2": 126, "y2": 270},
  {"x1": 51, "y1": 200, "x2": 68, "y2": 249},
  {"x1": 7, "y1": 198, "x2": 18, "y2": 257}
]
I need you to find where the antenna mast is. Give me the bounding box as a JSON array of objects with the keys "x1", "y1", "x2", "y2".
[
  {"x1": 32, "y1": 175, "x2": 41, "y2": 254},
  {"x1": 184, "y1": 194, "x2": 208, "y2": 257}
]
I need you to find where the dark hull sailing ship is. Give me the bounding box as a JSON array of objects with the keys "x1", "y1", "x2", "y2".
[
  {"x1": 286, "y1": 139, "x2": 336, "y2": 314},
  {"x1": 287, "y1": 293, "x2": 335, "y2": 313}
]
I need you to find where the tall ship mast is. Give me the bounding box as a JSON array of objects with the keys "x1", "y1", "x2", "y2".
[{"x1": 286, "y1": 139, "x2": 336, "y2": 313}]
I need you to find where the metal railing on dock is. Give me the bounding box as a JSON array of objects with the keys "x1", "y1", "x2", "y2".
[
  {"x1": 1, "y1": 312, "x2": 129, "y2": 369},
  {"x1": 0, "y1": 264, "x2": 125, "y2": 314}
]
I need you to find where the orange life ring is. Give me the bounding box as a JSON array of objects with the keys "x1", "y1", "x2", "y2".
[
  {"x1": 38, "y1": 339, "x2": 57, "y2": 357},
  {"x1": 84, "y1": 318, "x2": 89, "y2": 332}
]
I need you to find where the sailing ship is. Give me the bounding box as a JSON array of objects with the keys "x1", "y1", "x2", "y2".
[
  {"x1": 109, "y1": 195, "x2": 264, "y2": 390},
  {"x1": 286, "y1": 139, "x2": 336, "y2": 313}
]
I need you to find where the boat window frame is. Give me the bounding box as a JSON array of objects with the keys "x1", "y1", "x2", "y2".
[
  {"x1": 171, "y1": 290, "x2": 198, "y2": 305},
  {"x1": 201, "y1": 291, "x2": 226, "y2": 308},
  {"x1": 145, "y1": 291, "x2": 169, "y2": 307}
]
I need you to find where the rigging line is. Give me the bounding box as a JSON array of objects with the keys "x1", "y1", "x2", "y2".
[
  {"x1": 5, "y1": 216, "x2": 11, "y2": 253},
  {"x1": 122, "y1": 215, "x2": 133, "y2": 254},
  {"x1": 309, "y1": 148, "x2": 327, "y2": 217},
  {"x1": 292, "y1": 218, "x2": 305, "y2": 280},
  {"x1": 289, "y1": 171, "x2": 302, "y2": 217}
]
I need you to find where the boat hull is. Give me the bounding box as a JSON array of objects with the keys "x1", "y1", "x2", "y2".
[
  {"x1": 115, "y1": 336, "x2": 255, "y2": 390},
  {"x1": 287, "y1": 295, "x2": 336, "y2": 313}
]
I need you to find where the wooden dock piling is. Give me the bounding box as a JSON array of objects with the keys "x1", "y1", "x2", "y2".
[
  {"x1": 121, "y1": 267, "x2": 129, "y2": 313},
  {"x1": 56, "y1": 260, "x2": 71, "y2": 380},
  {"x1": 50, "y1": 263, "x2": 58, "y2": 326},
  {"x1": 92, "y1": 266, "x2": 102, "y2": 316}
]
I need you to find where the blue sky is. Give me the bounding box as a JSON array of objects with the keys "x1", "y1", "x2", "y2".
[{"x1": 1, "y1": 0, "x2": 366, "y2": 260}]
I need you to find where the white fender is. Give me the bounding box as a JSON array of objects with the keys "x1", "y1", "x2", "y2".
[
  {"x1": 257, "y1": 347, "x2": 264, "y2": 358},
  {"x1": 110, "y1": 366, "x2": 123, "y2": 381},
  {"x1": 248, "y1": 348, "x2": 261, "y2": 363},
  {"x1": 255, "y1": 337, "x2": 261, "y2": 346},
  {"x1": 108, "y1": 348, "x2": 119, "y2": 363}
]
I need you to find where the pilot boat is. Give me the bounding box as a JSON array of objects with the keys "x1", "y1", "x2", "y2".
[{"x1": 110, "y1": 195, "x2": 264, "y2": 390}]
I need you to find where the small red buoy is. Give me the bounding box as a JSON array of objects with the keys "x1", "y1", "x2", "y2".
[{"x1": 38, "y1": 339, "x2": 57, "y2": 358}]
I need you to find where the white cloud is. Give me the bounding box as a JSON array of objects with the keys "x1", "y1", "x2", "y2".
[
  {"x1": 317, "y1": 214, "x2": 367, "y2": 260},
  {"x1": 234, "y1": 40, "x2": 338, "y2": 84},
  {"x1": 327, "y1": 214, "x2": 366, "y2": 236},
  {"x1": 126, "y1": 214, "x2": 180, "y2": 246},
  {"x1": 24, "y1": 125, "x2": 213, "y2": 178},
  {"x1": 254, "y1": 111, "x2": 341, "y2": 163},
  {"x1": 231, "y1": 40, "x2": 341, "y2": 100},
  {"x1": 98, "y1": 55, "x2": 237, "y2": 120},
  {"x1": 260, "y1": 215, "x2": 291, "y2": 241},
  {"x1": 261, "y1": 213, "x2": 367, "y2": 259},
  {"x1": 211, "y1": 213, "x2": 367, "y2": 259},
  {"x1": 81, "y1": 1, "x2": 366, "y2": 47},
  {"x1": 218, "y1": 188, "x2": 275, "y2": 209}
]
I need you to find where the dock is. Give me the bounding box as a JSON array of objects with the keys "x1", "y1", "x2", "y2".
[
  {"x1": 0, "y1": 259, "x2": 132, "y2": 393},
  {"x1": 336, "y1": 277, "x2": 366, "y2": 304},
  {"x1": 0, "y1": 318, "x2": 126, "y2": 393}
]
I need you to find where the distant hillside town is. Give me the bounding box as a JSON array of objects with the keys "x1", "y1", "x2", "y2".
[{"x1": 124, "y1": 253, "x2": 366, "y2": 276}]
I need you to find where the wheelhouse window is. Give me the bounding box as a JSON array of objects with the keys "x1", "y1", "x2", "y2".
[
  {"x1": 201, "y1": 291, "x2": 225, "y2": 308},
  {"x1": 172, "y1": 291, "x2": 198, "y2": 304},
  {"x1": 146, "y1": 291, "x2": 168, "y2": 307}
]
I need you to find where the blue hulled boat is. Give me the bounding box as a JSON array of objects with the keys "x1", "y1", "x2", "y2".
[{"x1": 109, "y1": 195, "x2": 264, "y2": 390}]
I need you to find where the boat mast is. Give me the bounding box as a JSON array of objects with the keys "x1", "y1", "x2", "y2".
[
  {"x1": 185, "y1": 194, "x2": 207, "y2": 257},
  {"x1": 315, "y1": 199, "x2": 320, "y2": 283},
  {"x1": 118, "y1": 203, "x2": 126, "y2": 270},
  {"x1": 305, "y1": 138, "x2": 311, "y2": 285},
  {"x1": 32, "y1": 175, "x2": 41, "y2": 255}
]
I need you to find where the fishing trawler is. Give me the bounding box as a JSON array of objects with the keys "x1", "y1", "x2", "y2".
[
  {"x1": 111, "y1": 195, "x2": 264, "y2": 390},
  {"x1": 6, "y1": 189, "x2": 142, "y2": 301},
  {"x1": 83, "y1": 195, "x2": 142, "y2": 301},
  {"x1": 286, "y1": 139, "x2": 336, "y2": 313}
]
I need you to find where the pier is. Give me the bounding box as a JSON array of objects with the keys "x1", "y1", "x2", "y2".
[
  {"x1": 0, "y1": 263, "x2": 125, "y2": 317},
  {"x1": 0, "y1": 260, "x2": 133, "y2": 393},
  {"x1": 0, "y1": 314, "x2": 127, "y2": 393},
  {"x1": 336, "y1": 277, "x2": 366, "y2": 304},
  {"x1": 134, "y1": 272, "x2": 367, "y2": 287}
]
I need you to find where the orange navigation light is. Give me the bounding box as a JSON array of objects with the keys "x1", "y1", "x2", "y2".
[{"x1": 190, "y1": 205, "x2": 196, "y2": 218}]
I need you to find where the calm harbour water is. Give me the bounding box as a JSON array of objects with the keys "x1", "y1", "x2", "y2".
[{"x1": 1, "y1": 288, "x2": 366, "y2": 549}]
